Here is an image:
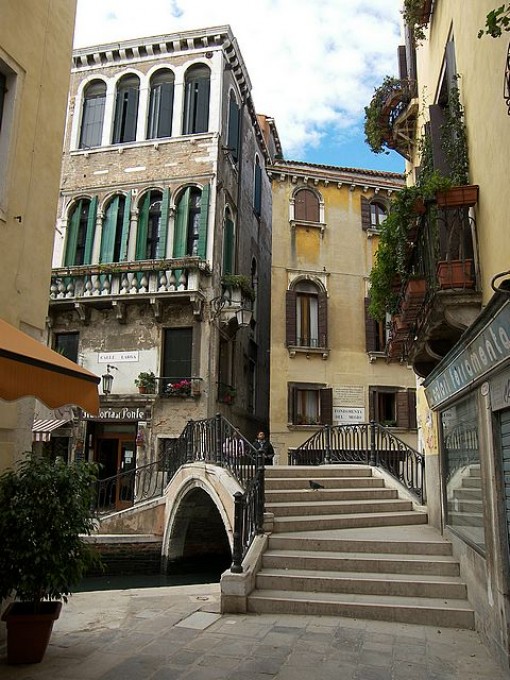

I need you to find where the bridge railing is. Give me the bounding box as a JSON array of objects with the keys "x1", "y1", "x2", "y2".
[
  {"x1": 94, "y1": 459, "x2": 166, "y2": 513},
  {"x1": 289, "y1": 421, "x2": 425, "y2": 503}
]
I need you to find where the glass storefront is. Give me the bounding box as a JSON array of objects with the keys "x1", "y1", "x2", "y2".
[{"x1": 441, "y1": 393, "x2": 485, "y2": 552}]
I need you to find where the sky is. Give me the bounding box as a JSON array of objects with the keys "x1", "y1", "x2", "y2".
[{"x1": 73, "y1": 0, "x2": 406, "y2": 174}]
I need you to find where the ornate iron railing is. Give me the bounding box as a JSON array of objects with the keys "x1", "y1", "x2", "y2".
[
  {"x1": 94, "y1": 414, "x2": 265, "y2": 571},
  {"x1": 289, "y1": 422, "x2": 425, "y2": 503}
]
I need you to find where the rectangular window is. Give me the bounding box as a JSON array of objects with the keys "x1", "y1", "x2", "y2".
[
  {"x1": 369, "y1": 387, "x2": 416, "y2": 429},
  {"x1": 163, "y1": 327, "x2": 192, "y2": 392},
  {"x1": 441, "y1": 393, "x2": 484, "y2": 553},
  {"x1": 288, "y1": 383, "x2": 332, "y2": 426},
  {"x1": 54, "y1": 332, "x2": 79, "y2": 363},
  {"x1": 0, "y1": 55, "x2": 19, "y2": 220}
]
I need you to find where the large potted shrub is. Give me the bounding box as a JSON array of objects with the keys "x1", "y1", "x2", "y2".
[
  {"x1": 134, "y1": 370, "x2": 156, "y2": 394},
  {"x1": 0, "y1": 454, "x2": 100, "y2": 664}
]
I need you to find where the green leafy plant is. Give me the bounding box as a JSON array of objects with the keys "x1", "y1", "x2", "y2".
[
  {"x1": 221, "y1": 273, "x2": 255, "y2": 301},
  {"x1": 403, "y1": 0, "x2": 432, "y2": 43},
  {"x1": 440, "y1": 81, "x2": 470, "y2": 186},
  {"x1": 478, "y1": 4, "x2": 510, "y2": 37},
  {"x1": 0, "y1": 454, "x2": 100, "y2": 610},
  {"x1": 134, "y1": 371, "x2": 156, "y2": 392},
  {"x1": 364, "y1": 76, "x2": 407, "y2": 155}
]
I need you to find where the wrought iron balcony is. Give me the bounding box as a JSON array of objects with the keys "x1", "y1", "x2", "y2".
[
  {"x1": 387, "y1": 190, "x2": 482, "y2": 377},
  {"x1": 377, "y1": 79, "x2": 418, "y2": 160},
  {"x1": 49, "y1": 257, "x2": 211, "y2": 318}
]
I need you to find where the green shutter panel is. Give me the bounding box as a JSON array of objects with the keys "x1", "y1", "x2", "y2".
[
  {"x1": 223, "y1": 217, "x2": 234, "y2": 274},
  {"x1": 228, "y1": 97, "x2": 240, "y2": 161},
  {"x1": 83, "y1": 197, "x2": 97, "y2": 264},
  {"x1": 100, "y1": 196, "x2": 119, "y2": 263},
  {"x1": 254, "y1": 162, "x2": 262, "y2": 216},
  {"x1": 156, "y1": 188, "x2": 170, "y2": 258},
  {"x1": 119, "y1": 191, "x2": 131, "y2": 261},
  {"x1": 173, "y1": 188, "x2": 190, "y2": 258},
  {"x1": 64, "y1": 201, "x2": 81, "y2": 266},
  {"x1": 195, "y1": 77, "x2": 210, "y2": 133},
  {"x1": 136, "y1": 192, "x2": 150, "y2": 260},
  {"x1": 197, "y1": 184, "x2": 209, "y2": 259}
]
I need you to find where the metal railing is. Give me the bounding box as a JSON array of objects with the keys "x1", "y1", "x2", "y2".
[
  {"x1": 93, "y1": 414, "x2": 265, "y2": 571},
  {"x1": 289, "y1": 421, "x2": 425, "y2": 503}
]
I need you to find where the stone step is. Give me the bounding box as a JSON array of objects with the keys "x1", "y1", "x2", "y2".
[
  {"x1": 448, "y1": 511, "x2": 485, "y2": 527},
  {"x1": 447, "y1": 499, "x2": 483, "y2": 513},
  {"x1": 272, "y1": 510, "x2": 427, "y2": 533},
  {"x1": 268, "y1": 533, "x2": 453, "y2": 556},
  {"x1": 256, "y1": 569, "x2": 467, "y2": 599},
  {"x1": 461, "y1": 477, "x2": 482, "y2": 489},
  {"x1": 265, "y1": 476, "x2": 384, "y2": 491},
  {"x1": 452, "y1": 488, "x2": 483, "y2": 501},
  {"x1": 247, "y1": 590, "x2": 475, "y2": 629},
  {"x1": 262, "y1": 550, "x2": 460, "y2": 576},
  {"x1": 265, "y1": 487, "x2": 397, "y2": 503},
  {"x1": 265, "y1": 465, "x2": 372, "y2": 479},
  {"x1": 267, "y1": 498, "x2": 413, "y2": 517}
]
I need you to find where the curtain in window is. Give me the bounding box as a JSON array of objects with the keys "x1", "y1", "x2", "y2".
[
  {"x1": 183, "y1": 66, "x2": 210, "y2": 135},
  {"x1": 147, "y1": 70, "x2": 174, "y2": 139},
  {"x1": 113, "y1": 75, "x2": 140, "y2": 144},
  {"x1": 80, "y1": 80, "x2": 106, "y2": 149}
]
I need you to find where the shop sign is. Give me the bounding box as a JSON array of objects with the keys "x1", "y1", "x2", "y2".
[
  {"x1": 425, "y1": 301, "x2": 510, "y2": 410},
  {"x1": 85, "y1": 406, "x2": 147, "y2": 421},
  {"x1": 490, "y1": 368, "x2": 510, "y2": 412},
  {"x1": 333, "y1": 407, "x2": 365, "y2": 424}
]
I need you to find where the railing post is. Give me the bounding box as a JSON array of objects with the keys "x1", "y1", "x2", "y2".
[
  {"x1": 324, "y1": 425, "x2": 331, "y2": 464},
  {"x1": 186, "y1": 420, "x2": 194, "y2": 464},
  {"x1": 369, "y1": 420, "x2": 377, "y2": 466},
  {"x1": 231, "y1": 491, "x2": 244, "y2": 573},
  {"x1": 214, "y1": 412, "x2": 223, "y2": 465},
  {"x1": 256, "y1": 450, "x2": 265, "y2": 532}
]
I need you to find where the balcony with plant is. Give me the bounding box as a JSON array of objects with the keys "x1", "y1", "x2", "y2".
[{"x1": 403, "y1": 0, "x2": 434, "y2": 43}]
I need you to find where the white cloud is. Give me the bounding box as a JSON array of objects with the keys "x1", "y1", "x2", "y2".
[{"x1": 74, "y1": 0, "x2": 403, "y2": 161}]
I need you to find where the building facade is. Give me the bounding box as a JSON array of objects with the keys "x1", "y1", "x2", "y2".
[
  {"x1": 47, "y1": 26, "x2": 279, "y2": 504},
  {"x1": 0, "y1": 0, "x2": 77, "y2": 472},
  {"x1": 371, "y1": 1, "x2": 510, "y2": 669},
  {"x1": 269, "y1": 160, "x2": 418, "y2": 461}
]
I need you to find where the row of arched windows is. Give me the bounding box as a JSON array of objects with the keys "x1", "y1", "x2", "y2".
[
  {"x1": 292, "y1": 187, "x2": 388, "y2": 229},
  {"x1": 78, "y1": 64, "x2": 212, "y2": 149},
  {"x1": 63, "y1": 185, "x2": 224, "y2": 266}
]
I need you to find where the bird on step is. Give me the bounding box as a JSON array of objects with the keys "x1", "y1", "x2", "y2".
[{"x1": 308, "y1": 480, "x2": 324, "y2": 490}]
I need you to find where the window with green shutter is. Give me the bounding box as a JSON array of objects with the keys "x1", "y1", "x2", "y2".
[
  {"x1": 173, "y1": 185, "x2": 209, "y2": 258},
  {"x1": 112, "y1": 74, "x2": 139, "y2": 144},
  {"x1": 65, "y1": 198, "x2": 94, "y2": 266},
  {"x1": 183, "y1": 65, "x2": 210, "y2": 135},
  {"x1": 147, "y1": 70, "x2": 174, "y2": 139},
  {"x1": 136, "y1": 190, "x2": 167, "y2": 260},
  {"x1": 100, "y1": 195, "x2": 127, "y2": 263},
  {"x1": 222, "y1": 208, "x2": 235, "y2": 275}
]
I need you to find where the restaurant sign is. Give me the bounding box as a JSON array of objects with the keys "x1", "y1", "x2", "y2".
[
  {"x1": 85, "y1": 406, "x2": 147, "y2": 421},
  {"x1": 425, "y1": 300, "x2": 510, "y2": 410}
]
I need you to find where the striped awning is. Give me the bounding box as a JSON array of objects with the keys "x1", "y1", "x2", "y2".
[
  {"x1": 32, "y1": 418, "x2": 70, "y2": 442},
  {"x1": 0, "y1": 318, "x2": 100, "y2": 414}
]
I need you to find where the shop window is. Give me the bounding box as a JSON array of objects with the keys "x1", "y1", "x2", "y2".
[
  {"x1": 173, "y1": 185, "x2": 209, "y2": 258},
  {"x1": 441, "y1": 394, "x2": 485, "y2": 552},
  {"x1": 54, "y1": 332, "x2": 79, "y2": 363},
  {"x1": 112, "y1": 74, "x2": 139, "y2": 144},
  {"x1": 147, "y1": 69, "x2": 174, "y2": 139},
  {"x1": 294, "y1": 188, "x2": 320, "y2": 222},
  {"x1": 79, "y1": 79, "x2": 106, "y2": 149},
  {"x1": 65, "y1": 197, "x2": 97, "y2": 266},
  {"x1": 183, "y1": 65, "x2": 210, "y2": 135},
  {"x1": 288, "y1": 383, "x2": 332, "y2": 426},
  {"x1": 369, "y1": 387, "x2": 416, "y2": 428},
  {"x1": 136, "y1": 189, "x2": 169, "y2": 260},
  {"x1": 286, "y1": 281, "x2": 327, "y2": 349}
]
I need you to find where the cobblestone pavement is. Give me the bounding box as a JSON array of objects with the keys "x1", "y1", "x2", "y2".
[{"x1": 1, "y1": 583, "x2": 509, "y2": 680}]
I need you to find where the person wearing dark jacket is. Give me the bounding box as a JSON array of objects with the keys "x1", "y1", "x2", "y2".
[{"x1": 253, "y1": 430, "x2": 275, "y2": 465}]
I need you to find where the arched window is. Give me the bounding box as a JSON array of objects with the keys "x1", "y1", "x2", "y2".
[
  {"x1": 227, "y1": 90, "x2": 240, "y2": 161},
  {"x1": 173, "y1": 185, "x2": 210, "y2": 258},
  {"x1": 136, "y1": 189, "x2": 169, "y2": 260},
  {"x1": 65, "y1": 198, "x2": 97, "y2": 266},
  {"x1": 112, "y1": 74, "x2": 140, "y2": 144},
  {"x1": 286, "y1": 280, "x2": 327, "y2": 348},
  {"x1": 370, "y1": 200, "x2": 388, "y2": 229},
  {"x1": 222, "y1": 207, "x2": 235, "y2": 275},
  {"x1": 253, "y1": 156, "x2": 262, "y2": 216},
  {"x1": 294, "y1": 188, "x2": 320, "y2": 222},
  {"x1": 183, "y1": 65, "x2": 210, "y2": 135},
  {"x1": 100, "y1": 194, "x2": 130, "y2": 263},
  {"x1": 147, "y1": 69, "x2": 174, "y2": 139},
  {"x1": 79, "y1": 80, "x2": 106, "y2": 149}
]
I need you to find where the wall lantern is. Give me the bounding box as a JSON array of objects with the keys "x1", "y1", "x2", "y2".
[{"x1": 101, "y1": 364, "x2": 117, "y2": 395}]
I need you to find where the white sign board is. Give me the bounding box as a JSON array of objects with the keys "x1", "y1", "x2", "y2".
[
  {"x1": 333, "y1": 407, "x2": 365, "y2": 425},
  {"x1": 98, "y1": 351, "x2": 139, "y2": 363},
  {"x1": 333, "y1": 386, "x2": 365, "y2": 407}
]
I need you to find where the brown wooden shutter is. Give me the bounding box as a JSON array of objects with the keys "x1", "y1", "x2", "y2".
[
  {"x1": 295, "y1": 189, "x2": 319, "y2": 222},
  {"x1": 369, "y1": 387, "x2": 376, "y2": 421},
  {"x1": 398, "y1": 46, "x2": 408, "y2": 81},
  {"x1": 288, "y1": 383, "x2": 295, "y2": 424},
  {"x1": 320, "y1": 388, "x2": 333, "y2": 425},
  {"x1": 429, "y1": 105, "x2": 450, "y2": 176},
  {"x1": 286, "y1": 290, "x2": 297, "y2": 346},
  {"x1": 408, "y1": 389, "x2": 417, "y2": 429},
  {"x1": 361, "y1": 195, "x2": 371, "y2": 230},
  {"x1": 365, "y1": 298, "x2": 376, "y2": 352},
  {"x1": 318, "y1": 291, "x2": 328, "y2": 348},
  {"x1": 396, "y1": 390, "x2": 410, "y2": 429}
]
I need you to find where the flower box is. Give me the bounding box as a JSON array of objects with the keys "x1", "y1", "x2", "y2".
[
  {"x1": 435, "y1": 185, "x2": 479, "y2": 208},
  {"x1": 437, "y1": 259, "x2": 475, "y2": 289}
]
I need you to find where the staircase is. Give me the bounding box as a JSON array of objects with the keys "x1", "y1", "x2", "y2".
[
  {"x1": 247, "y1": 465, "x2": 474, "y2": 629},
  {"x1": 447, "y1": 464, "x2": 485, "y2": 549}
]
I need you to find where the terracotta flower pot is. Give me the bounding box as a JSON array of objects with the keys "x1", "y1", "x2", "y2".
[
  {"x1": 437, "y1": 259, "x2": 475, "y2": 289},
  {"x1": 435, "y1": 185, "x2": 479, "y2": 208},
  {"x1": 2, "y1": 601, "x2": 62, "y2": 664}
]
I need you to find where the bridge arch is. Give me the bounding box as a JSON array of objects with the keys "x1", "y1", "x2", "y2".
[{"x1": 161, "y1": 463, "x2": 243, "y2": 571}]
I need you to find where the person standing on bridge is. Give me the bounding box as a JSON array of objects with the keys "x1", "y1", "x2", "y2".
[{"x1": 253, "y1": 430, "x2": 275, "y2": 466}]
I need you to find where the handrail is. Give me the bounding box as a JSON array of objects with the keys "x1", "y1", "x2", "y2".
[{"x1": 289, "y1": 421, "x2": 424, "y2": 503}]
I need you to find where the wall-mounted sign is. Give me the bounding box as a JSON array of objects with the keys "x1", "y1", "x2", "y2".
[
  {"x1": 333, "y1": 386, "x2": 365, "y2": 407},
  {"x1": 98, "y1": 352, "x2": 139, "y2": 363},
  {"x1": 333, "y1": 407, "x2": 365, "y2": 425},
  {"x1": 86, "y1": 406, "x2": 147, "y2": 421}
]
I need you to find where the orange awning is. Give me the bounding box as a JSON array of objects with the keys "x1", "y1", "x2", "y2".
[{"x1": 0, "y1": 319, "x2": 100, "y2": 414}]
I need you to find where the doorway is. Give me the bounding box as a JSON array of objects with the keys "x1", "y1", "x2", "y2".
[{"x1": 96, "y1": 430, "x2": 136, "y2": 511}]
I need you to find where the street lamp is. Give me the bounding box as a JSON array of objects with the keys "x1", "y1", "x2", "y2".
[{"x1": 101, "y1": 364, "x2": 117, "y2": 395}]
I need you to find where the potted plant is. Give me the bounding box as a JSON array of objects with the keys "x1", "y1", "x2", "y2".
[
  {"x1": 221, "y1": 273, "x2": 255, "y2": 301},
  {"x1": 134, "y1": 371, "x2": 156, "y2": 394},
  {"x1": 364, "y1": 76, "x2": 411, "y2": 155},
  {"x1": 166, "y1": 379, "x2": 192, "y2": 397},
  {"x1": 403, "y1": 0, "x2": 433, "y2": 42},
  {"x1": 0, "y1": 454, "x2": 100, "y2": 664}
]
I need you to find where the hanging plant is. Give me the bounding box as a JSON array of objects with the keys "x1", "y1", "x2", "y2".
[
  {"x1": 403, "y1": 0, "x2": 433, "y2": 43},
  {"x1": 364, "y1": 77, "x2": 410, "y2": 155},
  {"x1": 478, "y1": 4, "x2": 510, "y2": 38}
]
